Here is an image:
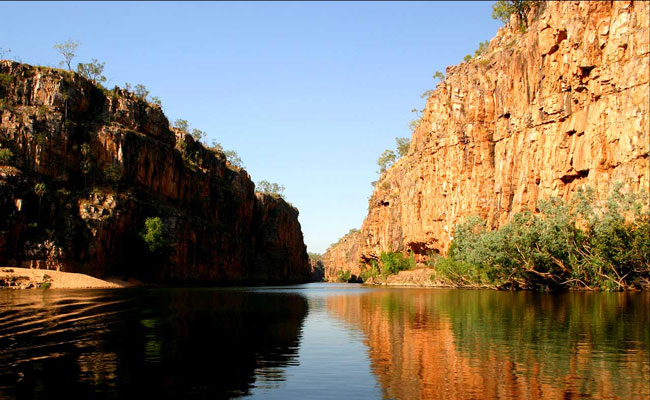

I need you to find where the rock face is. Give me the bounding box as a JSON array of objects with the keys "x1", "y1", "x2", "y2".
[
  {"x1": 325, "y1": 1, "x2": 649, "y2": 272},
  {"x1": 0, "y1": 61, "x2": 310, "y2": 284},
  {"x1": 322, "y1": 230, "x2": 362, "y2": 281}
]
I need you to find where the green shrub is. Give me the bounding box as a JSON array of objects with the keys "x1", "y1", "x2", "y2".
[
  {"x1": 336, "y1": 269, "x2": 351, "y2": 283},
  {"x1": 433, "y1": 185, "x2": 649, "y2": 290},
  {"x1": 140, "y1": 217, "x2": 168, "y2": 254},
  {"x1": 256, "y1": 180, "x2": 285, "y2": 199},
  {"x1": 361, "y1": 260, "x2": 380, "y2": 281},
  {"x1": 0, "y1": 148, "x2": 14, "y2": 164},
  {"x1": 379, "y1": 251, "x2": 415, "y2": 276}
]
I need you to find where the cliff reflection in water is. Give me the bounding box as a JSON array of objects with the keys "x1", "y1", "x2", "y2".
[
  {"x1": 326, "y1": 289, "x2": 650, "y2": 400},
  {"x1": 0, "y1": 288, "x2": 308, "y2": 399}
]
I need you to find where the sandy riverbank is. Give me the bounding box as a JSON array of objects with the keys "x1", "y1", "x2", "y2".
[{"x1": 0, "y1": 267, "x2": 138, "y2": 289}]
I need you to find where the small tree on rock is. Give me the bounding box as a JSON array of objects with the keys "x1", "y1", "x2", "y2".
[
  {"x1": 77, "y1": 59, "x2": 106, "y2": 85},
  {"x1": 54, "y1": 39, "x2": 80, "y2": 71},
  {"x1": 377, "y1": 149, "x2": 396, "y2": 173}
]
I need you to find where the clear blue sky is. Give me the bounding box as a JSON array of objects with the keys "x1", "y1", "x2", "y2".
[{"x1": 2, "y1": 1, "x2": 502, "y2": 254}]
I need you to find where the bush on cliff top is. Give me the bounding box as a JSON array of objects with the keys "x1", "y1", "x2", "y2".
[{"x1": 431, "y1": 185, "x2": 650, "y2": 291}]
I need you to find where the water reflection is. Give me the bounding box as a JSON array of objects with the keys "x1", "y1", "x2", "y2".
[
  {"x1": 0, "y1": 288, "x2": 308, "y2": 399},
  {"x1": 326, "y1": 289, "x2": 650, "y2": 400}
]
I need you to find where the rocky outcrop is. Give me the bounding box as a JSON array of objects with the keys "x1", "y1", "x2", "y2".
[
  {"x1": 322, "y1": 229, "x2": 362, "y2": 281},
  {"x1": 326, "y1": 1, "x2": 649, "y2": 270},
  {"x1": 0, "y1": 61, "x2": 310, "y2": 284}
]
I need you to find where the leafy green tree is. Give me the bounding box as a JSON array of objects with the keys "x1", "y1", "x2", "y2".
[
  {"x1": 173, "y1": 119, "x2": 189, "y2": 133},
  {"x1": 432, "y1": 70, "x2": 445, "y2": 81},
  {"x1": 224, "y1": 149, "x2": 243, "y2": 168},
  {"x1": 190, "y1": 128, "x2": 206, "y2": 142},
  {"x1": 463, "y1": 54, "x2": 472, "y2": 62},
  {"x1": 134, "y1": 84, "x2": 149, "y2": 100},
  {"x1": 53, "y1": 39, "x2": 80, "y2": 71},
  {"x1": 140, "y1": 217, "x2": 167, "y2": 254},
  {"x1": 257, "y1": 180, "x2": 285, "y2": 198},
  {"x1": 124, "y1": 82, "x2": 132, "y2": 91},
  {"x1": 34, "y1": 182, "x2": 47, "y2": 220},
  {"x1": 421, "y1": 89, "x2": 435, "y2": 99},
  {"x1": 409, "y1": 119, "x2": 421, "y2": 132},
  {"x1": 492, "y1": 1, "x2": 534, "y2": 27},
  {"x1": 395, "y1": 137, "x2": 410, "y2": 158},
  {"x1": 76, "y1": 59, "x2": 106, "y2": 85},
  {"x1": 379, "y1": 251, "x2": 415, "y2": 276},
  {"x1": 150, "y1": 96, "x2": 162, "y2": 106},
  {"x1": 377, "y1": 149, "x2": 396, "y2": 173}
]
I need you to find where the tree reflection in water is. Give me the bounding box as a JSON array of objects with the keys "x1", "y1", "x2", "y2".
[
  {"x1": 0, "y1": 288, "x2": 308, "y2": 399},
  {"x1": 326, "y1": 289, "x2": 649, "y2": 400}
]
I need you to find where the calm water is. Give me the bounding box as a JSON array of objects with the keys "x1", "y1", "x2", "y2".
[{"x1": 0, "y1": 284, "x2": 647, "y2": 399}]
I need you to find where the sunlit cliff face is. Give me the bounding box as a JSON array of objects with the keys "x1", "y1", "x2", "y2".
[
  {"x1": 326, "y1": 289, "x2": 650, "y2": 400},
  {"x1": 324, "y1": 1, "x2": 649, "y2": 269}
]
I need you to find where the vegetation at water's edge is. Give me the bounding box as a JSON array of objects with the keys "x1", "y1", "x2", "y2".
[
  {"x1": 361, "y1": 251, "x2": 416, "y2": 281},
  {"x1": 429, "y1": 185, "x2": 649, "y2": 291}
]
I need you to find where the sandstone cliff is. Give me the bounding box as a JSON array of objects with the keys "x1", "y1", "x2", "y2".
[
  {"x1": 325, "y1": 1, "x2": 649, "y2": 277},
  {"x1": 0, "y1": 61, "x2": 310, "y2": 284}
]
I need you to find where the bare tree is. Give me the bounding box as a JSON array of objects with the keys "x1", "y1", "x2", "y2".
[
  {"x1": 0, "y1": 47, "x2": 11, "y2": 60},
  {"x1": 54, "y1": 39, "x2": 80, "y2": 70}
]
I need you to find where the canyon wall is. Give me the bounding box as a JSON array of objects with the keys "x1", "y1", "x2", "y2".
[
  {"x1": 0, "y1": 61, "x2": 310, "y2": 284},
  {"x1": 325, "y1": 1, "x2": 649, "y2": 278}
]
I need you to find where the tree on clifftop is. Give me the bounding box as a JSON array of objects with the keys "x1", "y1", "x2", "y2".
[
  {"x1": 492, "y1": 1, "x2": 534, "y2": 28},
  {"x1": 77, "y1": 59, "x2": 106, "y2": 85},
  {"x1": 54, "y1": 39, "x2": 80, "y2": 71},
  {"x1": 256, "y1": 180, "x2": 285, "y2": 199}
]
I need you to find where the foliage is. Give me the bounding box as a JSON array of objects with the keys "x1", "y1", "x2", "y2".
[
  {"x1": 336, "y1": 269, "x2": 351, "y2": 283},
  {"x1": 53, "y1": 39, "x2": 80, "y2": 70},
  {"x1": 379, "y1": 251, "x2": 415, "y2": 276},
  {"x1": 76, "y1": 59, "x2": 106, "y2": 85},
  {"x1": 34, "y1": 182, "x2": 47, "y2": 199},
  {"x1": 150, "y1": 96, "x2": 162, "y2": 106},
  {"x1": 0, "y1": 148, "x2": 14, "y2": 164},
  {"x1": 190, "y1": 128, "x2": 205, "y2": 142},
  {"x1": 0, "y1": 47, "x2": 11, "y2": 59},
  {"x1": 223, "y1": 149, "x2": 243, "y2": 168},
  {"x1": 140, "y1": 217, "x2": 168, "y2": 254},
  {"x1": 474, "y1": 40, "x2": 490, "y2": 57},
  {"x1": 257, "y1": 180, "x2": 285, "y2": 198},
  {"x1": 432, "y1": 185, "x2": 650, "y2": 290},
  {"x1": 492, "y1": 1, "x2": 534, "y2": 28},
  {"x1": 361, "y1": 260, "x2": 380, "y2": 281},
  {"x1": 395, "y1": 137, "x2": 410, "y2": 157},
  {"x1": 134, "y1": 84, "x2": 149, "y2": 100},
  {"x1": 103, "y1": 164, "x2": 122, "y2": 186},
  {"x1": 432, "y1": 70, "x2": 445, "y2": 81},
  {"x1": 377, "y1": 149, "x2": 396, "y2": 173},
  {"x1": 463, "y1": 54, "x2": 472, "y2": 62},
  {"x1": 408, "y1": 119, "x2": 421, "y2": 132},
  {"x1": 0, "y1": 73, "x2": 13, "y2": 89},
  {"x1": 173, "y1": 119, "x2": 189, "y2": 133},
  {"x1": 420, "y1": 89, "x2": 435, "y2": 99}
]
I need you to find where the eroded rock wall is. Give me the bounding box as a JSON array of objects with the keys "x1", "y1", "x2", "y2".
[
  {"x1": 329, "y1": 1, "x2": 649, "y2": 267},
  {"x1": 0, "y1": 61, "x2": 310, "y2": 283}
]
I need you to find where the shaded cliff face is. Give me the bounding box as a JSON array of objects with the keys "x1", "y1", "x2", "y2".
[
  {"x1": 322, "y1": 230, "x2": 362, "y2": 281},
  {"x1": 328, "y1": 1, "x2": 649, "y2": 266},
  {"x1": 0, "y1": 61, "x2": 310, "y2": 283}
]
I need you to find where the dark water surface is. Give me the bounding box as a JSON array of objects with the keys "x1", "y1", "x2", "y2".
[{"x1": 0, "y1": 284, "x2": 647, "y2": 399}]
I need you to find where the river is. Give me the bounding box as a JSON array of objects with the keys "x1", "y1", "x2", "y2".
[{"x1": 0, "y1": 283, "x2": 647, "y2": 399}]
